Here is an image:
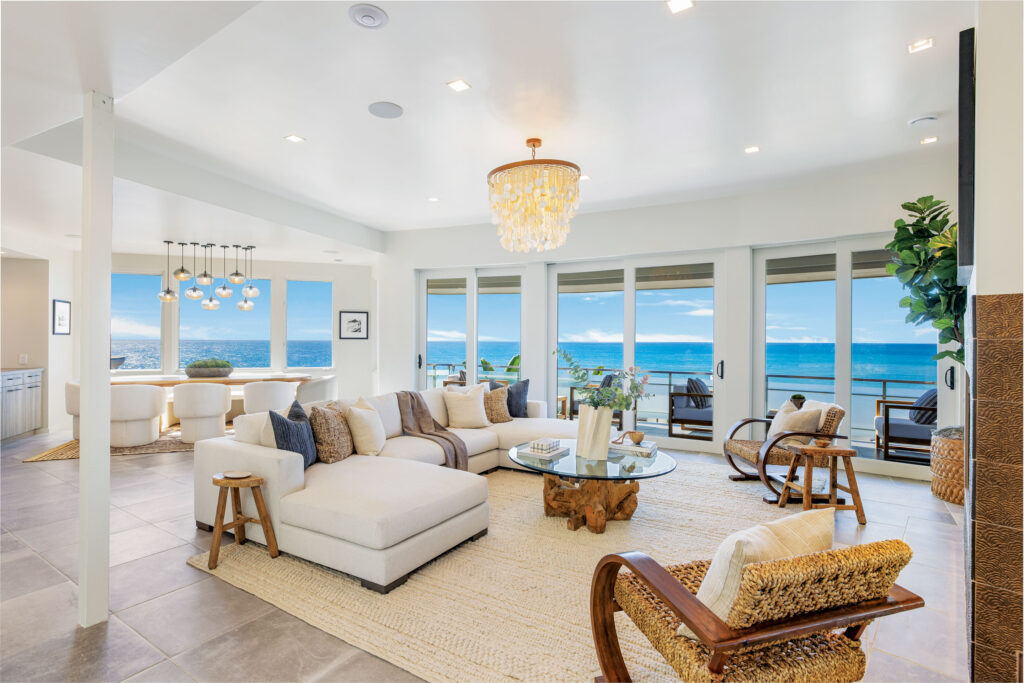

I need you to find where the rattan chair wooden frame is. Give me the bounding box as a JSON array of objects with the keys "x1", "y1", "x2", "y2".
[
  {"x1": 723, "y1": 405, "x2": 847, "y2": 504},
  {"x1": 591, "y1": 543, "x2": 924, "y2": 682},
  {"x1": 874, "y1": 400, "x2": 936, "y2": 462}
]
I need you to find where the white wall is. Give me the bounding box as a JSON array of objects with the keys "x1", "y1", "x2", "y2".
[
  {"x1": 377, "y1": 149, "x2": 958, "y2": 395},
  {"x1": 974, "y1": 0, "x2": 1023, "y2": 297},
  {"x1": 111, "y1": 253, "x2": 377, "y2": 397}
]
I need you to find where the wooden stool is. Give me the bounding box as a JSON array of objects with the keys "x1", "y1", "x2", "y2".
[
  {"x1": 778, "y1": 444, "x2": 867, "y2": 525},
  {"x1": 208, "y1": 473, "x2": 279, "y2": 569}
]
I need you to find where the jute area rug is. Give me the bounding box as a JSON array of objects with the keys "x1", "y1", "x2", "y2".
[
  {"x1": 24, "y1": 427, "x2": 208, "y2": 461},
  {"x1": 188, "y1": 459, "x2": 793, "y2": 682}
]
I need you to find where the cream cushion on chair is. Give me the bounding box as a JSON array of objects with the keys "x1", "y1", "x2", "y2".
[
  {"x1": 173, "y1": 383, "x2": 232, "y2": 444},
  {"x1": 443, "y1": 385, "x2": 489, "y2": 429},
  {"x1": 347, "y1": 399, "x2": 387, "y2": 455},
  {"x1": 677, "y1": 508, "x2": 835, "y2": 638},
  {"x1": 766, "y1": 406, "x2": 822, "y2": 445},
  {"x1": 243, "y1": 381, "x2": 299, "y2": 414},
  {"x1": 295, "y1": 375, "x2": 337, "y2": 404}
]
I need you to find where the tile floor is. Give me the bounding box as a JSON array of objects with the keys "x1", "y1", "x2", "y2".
[{"x1": 1, "y1": 430, "x2": 968, "y2": 682}]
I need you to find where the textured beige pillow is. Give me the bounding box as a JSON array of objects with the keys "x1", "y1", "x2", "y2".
[
  {"x1": 443, "y1": 385, "x2": 490, "y2": 428},
  {"x1": 483, "y1": 386, "x2": 513, "y2": 424},
  {"x1": 345, "y1": 398, "x2": 386, "y2": 455},
  {"x1": 309, "y1": 405, "x2": 354, "y2": 464},
  {"x1": 678, "y1": 508, "x2": 835, "y2": 638},
  {"x1": 767, "y1": 404, "x2": 822, "y2": 445}
]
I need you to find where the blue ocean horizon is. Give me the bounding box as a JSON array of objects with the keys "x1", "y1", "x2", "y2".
[{"x1": 110, "y1": 339, "x2": 332, "y2": 369}]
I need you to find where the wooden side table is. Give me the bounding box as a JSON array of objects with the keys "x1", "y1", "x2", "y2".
[
  {"x1": 777, "y1": 443, "x2": 867, "y2": 524},
  {"x1": 209, "y1": 473, "x2": 279, "y2": 569}
]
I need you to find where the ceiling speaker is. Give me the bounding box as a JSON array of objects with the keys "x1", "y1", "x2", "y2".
[{"x1": 349, "y1": 4, "x2": 388, "y2": 29}]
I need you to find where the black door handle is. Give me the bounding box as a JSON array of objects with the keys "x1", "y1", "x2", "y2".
[
  {"x1": 716, "y1": 360, "x2": 725, "y2": 379},
  {"x1": 417, "y1": 354, "x2": 423, "y2": 370},
  {"x1": 944, "y1": 366, "x2": 955, "y2": 389}
]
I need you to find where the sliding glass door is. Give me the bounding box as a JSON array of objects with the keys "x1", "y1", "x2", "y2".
[
  {"x1": 425, "y1": 277, "x2": 467, "y2": 388},
  {"x1": 477, "y1": 275, "x2": 522, "y2": 384}
]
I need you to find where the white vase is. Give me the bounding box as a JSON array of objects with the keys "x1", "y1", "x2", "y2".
[
  {"x1": 621, "y1": 409, "x2": 636, "y2": 432},
  {"x1": 576, "y1": 405, "x2": 613, "y2": 461}
]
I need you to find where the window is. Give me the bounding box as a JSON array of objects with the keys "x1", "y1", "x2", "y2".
[
  {"x1": 477, "y1": 275, "x2": 521, "y2": 383},
  {"x1": 851, "y1": 250, "x2": 937, "y2": 454},
  {"x1": 287, "y1": 281, "x2": 333, "y2": 368},
  {"x1": 110, "y1": 273, "x2": 163, "y2": 370},
  {"x1": 179, "y1": 279, "x2": 272, "y2": 368},
  {"x1": 426, "y1": 277, "x2": 467, "y2": 388},
  {"x1": 765, "y1": 254, "x2": 836, "y2": 407},
  {"x1": 635, "y1": 263, "x2": 714, "y2": 439},
  {"x1": 556, "y1": 269, "x2": 624, "y2": 415}
]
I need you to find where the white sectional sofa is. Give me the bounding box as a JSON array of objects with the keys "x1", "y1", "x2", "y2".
[{"x1": 194, "y1": 387, "x2": 600, "y2": 592}]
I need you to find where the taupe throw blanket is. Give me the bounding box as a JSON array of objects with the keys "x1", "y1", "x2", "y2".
[{"x1": 396, "y1": 391, "x2": 468, "y2": 471}]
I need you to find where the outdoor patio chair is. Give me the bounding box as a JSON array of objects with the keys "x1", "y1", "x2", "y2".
[
  {"x1": 874, "y1": 388, "x2": 937, "y2": 462},
  {"x1": 590, "y1": 540, "x2": 923, "y2": 682},
  {"x1": 668, "y1": 377, "x2": 712, "y2": 438},
  {"x1": 723, "y1": 402, "x2": 847, "y2": 503}
]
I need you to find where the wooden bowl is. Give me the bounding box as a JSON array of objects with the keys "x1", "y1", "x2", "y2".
[
  {"x1": 813, "y1": 438, "x2": 833, "y2": 448},
  {"x1": 628, "y1": 431, "x2": 645, "y2": 445}
]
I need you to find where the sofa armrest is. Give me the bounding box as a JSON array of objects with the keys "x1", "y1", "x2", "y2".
[
  {"x1": 193, "y1": 437, "x2": 305, "y2": 530},
  {"x1": 526, "y1": 400, "x2": 548, "y2": 418}
]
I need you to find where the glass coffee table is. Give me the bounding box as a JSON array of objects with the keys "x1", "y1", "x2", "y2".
[{"x1": 508, "y1": 439, "x2": 676, "y2": 533}]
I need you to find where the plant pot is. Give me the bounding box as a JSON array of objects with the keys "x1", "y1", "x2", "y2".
[
  {"x1": 576, "y1": 405, "x2": 613, "y2": 461},
  {"x1": 185, "y1": 367, "x2": 233, "y2": 378},
  {"x1": 791, "y1": 398, "x2": 805, "y2": 409}
]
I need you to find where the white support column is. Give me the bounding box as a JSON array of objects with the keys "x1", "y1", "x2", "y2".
[
  {"x1": 78, "y1": 91, "x2": 114, "y2": 627},
  {"x1": 718, "y1": 247, "x2": 754, "y2": 444}
]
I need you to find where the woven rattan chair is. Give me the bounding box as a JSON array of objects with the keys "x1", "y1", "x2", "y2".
[
  {"x1": 723, "y1": 405, "x2": 847, "y2": 503},
  {"x1": 591, "y1": 539, "x2": 923, "y2": 682}
]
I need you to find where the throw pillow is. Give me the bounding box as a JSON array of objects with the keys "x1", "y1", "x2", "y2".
[
  {"x1": 766, "y1": 408, "x2": 822, "y2": 445},
  {"x1": 687, "y1": 377, "x2": 710, "y2": 409},
  {"x1": 484, "y1": 386, "x2": 513, "y2": 423},
  {"x1": 677, "y1": 508, "x2": 835, "y2": 638},
  {"x1": 443, "y1": 384, "x2": 490, "y2": 428},
  {"x1": 346, "y1": 398, "x2": 386, "y2": 455},
  {"x1": 910, "y1": 388, "x2": 938, "y2": 425},
  {"x1": 506, "y1": 378, "x2": 530, "y2": 418},
  {"x1": 268, "y1": 401, "x2": 317, "y2": 469},
  {"x1": 309, "y1": 405, "x2": 354, "y2": 464}
]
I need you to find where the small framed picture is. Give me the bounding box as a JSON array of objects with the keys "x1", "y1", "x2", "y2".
[
  {"x1": 339, "y1": 311, "x2": 369, "y2": 340},
  {"x1": 52, "y1": 299, "x2": 71, "y2": 335}
]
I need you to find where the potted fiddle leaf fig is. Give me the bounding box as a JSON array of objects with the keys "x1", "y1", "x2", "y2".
[{"x1": 885, "y1": 196, "x2": 967, "y2": 365}]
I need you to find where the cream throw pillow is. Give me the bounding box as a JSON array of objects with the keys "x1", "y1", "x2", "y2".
[
  {"x1": 346, "y1": 398, "x2": 387, "y2": 455},
  {"x1": 767, "y1": 401, "x2": 822, "y2": 445},
  {"x1": 443, "y1": 384, "x2": 490, "y2": 428},
  {"x1": 678, "y1": 508, "x2": 835, "y2": 638}
]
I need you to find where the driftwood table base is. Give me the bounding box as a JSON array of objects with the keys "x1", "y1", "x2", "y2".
[{"x1": 542, "y1": 473, "x2": 639, "y2": 533}]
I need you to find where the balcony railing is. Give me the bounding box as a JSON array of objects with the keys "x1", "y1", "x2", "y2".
[{"x1": 426, "y1": 362, "x2": 522, "y2": 389}]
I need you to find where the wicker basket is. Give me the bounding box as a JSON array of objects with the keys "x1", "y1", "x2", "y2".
[{"x1": 930, "y1": 427, "x2": 965, "y2": 505}]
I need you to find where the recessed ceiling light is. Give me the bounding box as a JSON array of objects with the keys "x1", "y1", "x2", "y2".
[
  {"x1": 744, "y1": 145, "x2": 760, "y2": 154},
  {"x1": 908, "y1": 37, "x2": 934, "y2": 54},
  {"x1": 349, "y1": 3, "x2": 388, "y2": 29},
  {"x1": 580, "y1": 175, "x2": 591, "y2": 181},
  {"x1": 284, "y1": 134, "x2": 305, "y2": 143},
  {"x1": 368, "y1": 101, "x2": 403, "y2": 119},
  {"x1": 447, "y1": 79, "x2": 471, "y2": 92},
  {"x1": 667, "y1": 0, "x2": 694, "y2": 13},
  {"x1": 426, "y1": 197, "x2": 440, "y2": 202},
  {"x1": 920, "y1": 136, "x2": 938, "y2": 145}
]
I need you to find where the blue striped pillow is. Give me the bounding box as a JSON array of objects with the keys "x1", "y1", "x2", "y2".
[
  {"x1": 910, "y1": 389, "x2": 938, "y2": 425},
  {"x1": 269, "y1": 401, "x2": 317, "y2": 469}
]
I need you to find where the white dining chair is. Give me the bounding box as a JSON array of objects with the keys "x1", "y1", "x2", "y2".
[
  {"x1": 243, "y1": 381, "x2": 299, "y2": 414},
  {"x1": 295, "y1": 375, "x2": 337, "y2": 404},
  {"x1": 66, "y1": 381, "x2": 167, "y2": 447},
  {"x1": 173, "y1": 383, "x2": 232, "y2": 443}
]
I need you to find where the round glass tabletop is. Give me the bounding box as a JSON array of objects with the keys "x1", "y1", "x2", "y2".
[{"x1": 508, "y1": 439, "x2": 676, "y2": 481}]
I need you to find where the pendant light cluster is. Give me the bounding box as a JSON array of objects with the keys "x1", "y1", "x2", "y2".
[{"x1": 158, "y1": 242, "x2": 260, "y2": 312}]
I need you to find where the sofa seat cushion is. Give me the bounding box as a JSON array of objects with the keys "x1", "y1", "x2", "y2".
[
  {"x1": 280, "y1": 455, "x2": 488, "y2": 550},
  {"x1": 378, "y1": 436, "x2": 445, "y2": 465},
  {"x1": 446, "y1": 428, "x2": 499, "y2": 455},
  {"x1": 874, "y1": 416, "x2": 933, "y2": 441},
  {"x1": 484, "y1": 417, "x2": 582, "y2": 450},
  {"x1": 673, "y1": 406, "x2": 713, "y2": 422}
]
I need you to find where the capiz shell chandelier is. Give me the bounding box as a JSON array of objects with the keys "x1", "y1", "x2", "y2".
[{"x1": 487, "y1": 138, "x2": 580, "y2": 253}]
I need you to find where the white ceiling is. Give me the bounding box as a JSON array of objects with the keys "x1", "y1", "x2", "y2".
[{"x1": 2, "y1": 0, "x2": 976, "y2": 247}]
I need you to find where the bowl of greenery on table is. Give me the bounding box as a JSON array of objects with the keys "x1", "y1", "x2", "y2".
[{"x1": 184, "y1": 359, "x2": 233, "y2": 378}]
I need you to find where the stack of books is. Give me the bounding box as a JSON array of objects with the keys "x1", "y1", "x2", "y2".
[
  {"x1": 609, "y1": 440, "x2": 658, "y2": 457},
  {"x1": 528, "y1": 438, "x2": 568, "y2": 459}
]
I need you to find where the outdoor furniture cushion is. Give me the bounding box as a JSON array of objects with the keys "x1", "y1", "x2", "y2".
[
  {"x1": 280, "y1": 455, "x2": 488, "y2": 550},
  {"x1": 671, "y1": 384, "x2": 692, "y2": 412},
  {"x1": 687, "y1": 377, "x2": 710, "y2": 409},
  {"x1": 678, "y1": 508, "x2": 835, "y2": 638},
  {"x1": 910, "y1": 388, "x2": 939, "y2": 424},
  {"x1": 874, "y1": 415, "x2": 935, "y2": 441},
  {"x1": 673, "y1": 406, "x2": 712, "y2": 422},
  {"x1": 378, "y1": 435, "x2": 446, "y2": 465}
]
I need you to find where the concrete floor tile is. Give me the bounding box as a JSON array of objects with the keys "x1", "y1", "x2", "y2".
[
  {"x1": 121, "y1": 659, "x2": 196, "y2": 682},
  {"x1": 12, "y1": 507, "x2": 147, "y2": 553},
  {"x1": 154, "y1": 514, "x2": 228, "y2": 552},
  {"x1": 0, "y1": 581, "x2": 79, "y2": 658},
  {"x1": 43, "y1": 525, "x2": 188, "y2": 581},
  {"x1": 864, "y1": 650, "x2": 963, "y2": 682},
  {"x1": 312, "y1": 651, "x2": 425, "y2": 683},
  {"x1": 874, "y1": 608, "x2": 968, "y2": 680},
  {"x1": 121, "y1": 491, "x2": 196, "y2": 523},
  {"x1": 0, "y1": 547, "x2": 68, "y2": 601},
  {"x1": 109, "y1": 545, "x2": 209, "y2": 612},
  {"x1": 118, "y1": 578, "x2": 275, "y2": 656}
]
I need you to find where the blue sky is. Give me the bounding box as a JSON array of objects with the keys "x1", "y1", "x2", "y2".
[
  {"x1": 111, "y1": 274, "x2": 333, "y2": 341},
  {"x1": 424, "y1": 276, "x2": 934, "y2": 345}
]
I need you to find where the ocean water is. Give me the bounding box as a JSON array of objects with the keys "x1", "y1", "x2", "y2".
[{"x1": 110, "y1": 339, "x2": 332, "y2": 370}]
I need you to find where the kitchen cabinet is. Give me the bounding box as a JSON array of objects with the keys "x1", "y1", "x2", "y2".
[{"x1": 2, "y1": 369, "x2": 44, "y2": 439}]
